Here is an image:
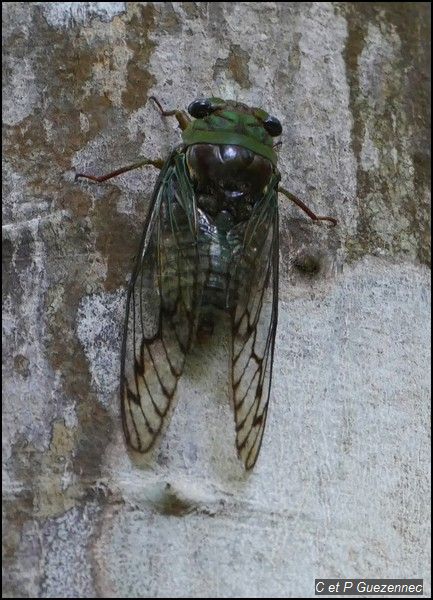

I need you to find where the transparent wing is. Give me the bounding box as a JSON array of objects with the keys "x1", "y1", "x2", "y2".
[
  {"x1": 230, "y1": 178, "x2": 279, "y2": 470},
  {"x1": 121, "y1": 151, "x2": 201, "y2": 452}
]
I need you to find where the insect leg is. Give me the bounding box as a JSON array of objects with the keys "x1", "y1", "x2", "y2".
[
  {"x1": 75, "y1": 158, "x2": 165, "y2": 183},
  {"x1": 149, "y1": 96, "x2": 191, "y2": 131},
  {"x1": 278, "y1": 187, "x2": 337, "y2": 226}
]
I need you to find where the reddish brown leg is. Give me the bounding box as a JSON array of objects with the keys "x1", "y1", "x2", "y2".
[
  {"x1": 75, "y1": 157, "x2": 164, "y2": 183},
  {"x1": 278, "y1": 187, "x2": 337, "y2": 226},
  {"x1": 149, "y1": 96, "x2": 191, "y2": 131}
]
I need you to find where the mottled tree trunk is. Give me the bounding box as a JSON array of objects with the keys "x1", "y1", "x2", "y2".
[{"x1": 3, "y1": 2, "x2": 430, "y2": 598}]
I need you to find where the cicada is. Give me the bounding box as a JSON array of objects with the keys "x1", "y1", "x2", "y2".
[{"x1": 76, "y1": 97, "x2": 336, "y2": 469}]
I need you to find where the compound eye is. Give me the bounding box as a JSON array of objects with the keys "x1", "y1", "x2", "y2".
[
  {"x1": 264, "y1": 115, "x2": 282, "y2": 137},
  {"x1": 188, "y1": 98, "x2": 214, "y2": 118}
]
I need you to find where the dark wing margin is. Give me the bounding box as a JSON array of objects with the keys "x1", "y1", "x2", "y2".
[
  {"x1": 120, "y1": 150, "x2": 201, "y2": 452},
  {"x1": 230, "y1": 177, "x2": 279, "y2": 470}
]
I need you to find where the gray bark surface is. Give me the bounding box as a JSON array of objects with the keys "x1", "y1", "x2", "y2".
[{"x1": 3, "y1": 2, "x2": 431, "y2": 597}]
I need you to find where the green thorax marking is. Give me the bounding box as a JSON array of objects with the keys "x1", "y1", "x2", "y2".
[{"x1": 182, "y1": 109, "x2": 278, "y2": 166}]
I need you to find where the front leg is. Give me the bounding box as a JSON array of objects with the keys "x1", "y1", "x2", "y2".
[
  {"x1": 278, "y1": 187, "x2": 337, "y2": 226},
  {"x1": 149, "y1": 96, "x2": 191, "y2": 131}
]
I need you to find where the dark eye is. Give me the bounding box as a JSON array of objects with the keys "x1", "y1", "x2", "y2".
[
  {"x1": 264, "y1": 115, "x2": 282, "y2": 137},
  {"x1": 188, "y1": 98, "x2": 214, "y2": 118}
]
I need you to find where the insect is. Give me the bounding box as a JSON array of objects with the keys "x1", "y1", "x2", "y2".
[{"x1": 76, "y1": 96, "x2": 337, "y2": 469}]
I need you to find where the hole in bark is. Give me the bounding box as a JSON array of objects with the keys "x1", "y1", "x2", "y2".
[{"x1": 294, "y1": 253, "x2": 321, "y2": 276}]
